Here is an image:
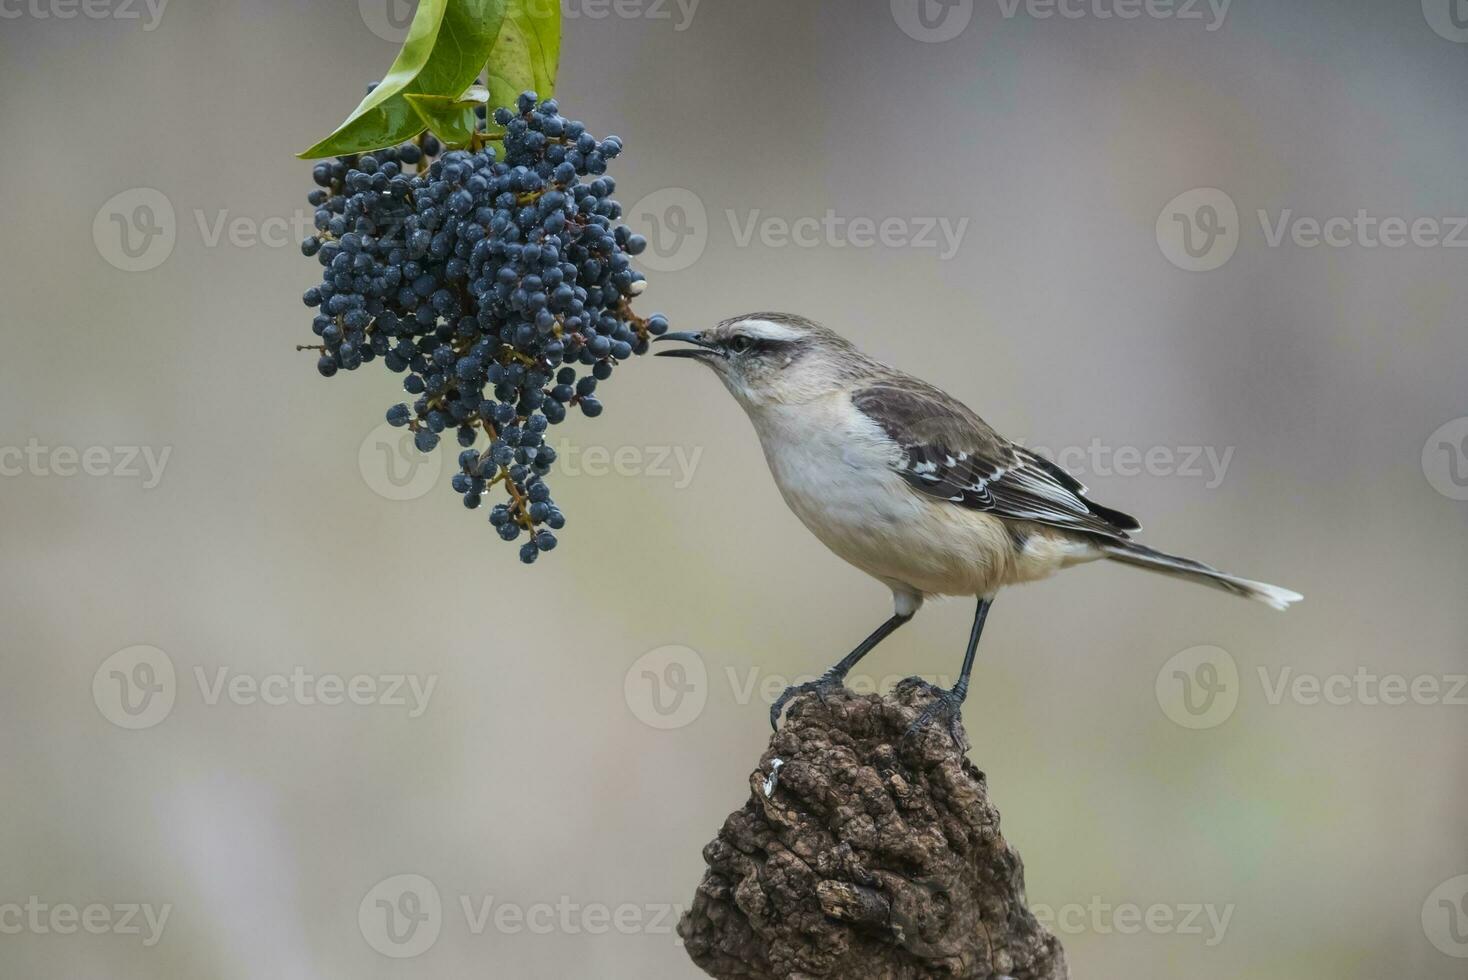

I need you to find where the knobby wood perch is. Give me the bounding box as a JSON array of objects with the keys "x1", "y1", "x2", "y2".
[{"x1": 677, "y1": 681, "x2": 1068, "y2": 980}]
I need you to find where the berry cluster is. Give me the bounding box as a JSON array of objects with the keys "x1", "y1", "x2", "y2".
[{"x1": 301, "y1": 92, "x2": 668, "y2": 563}]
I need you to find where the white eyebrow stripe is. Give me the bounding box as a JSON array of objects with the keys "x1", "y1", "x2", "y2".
[{"x1": 735, "y1": 319, "x2": 806, "y2": 343}]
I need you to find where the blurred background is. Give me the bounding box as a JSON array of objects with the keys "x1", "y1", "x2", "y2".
[{"x1": 2, "y1": 0, "x2": 1466, "y2": 976}]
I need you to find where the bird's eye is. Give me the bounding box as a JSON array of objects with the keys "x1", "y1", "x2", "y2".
[{"x1": 728, "y1": 335, "x2": 755, "y2": 354}]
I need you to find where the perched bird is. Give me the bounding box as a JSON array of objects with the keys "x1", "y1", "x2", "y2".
[{"x1": 657, "y1": 313, "x2": 1301, "y2": 740}]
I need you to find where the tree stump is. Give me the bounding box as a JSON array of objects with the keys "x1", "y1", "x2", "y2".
[{"x1": 677, "y1": 681, "x2": 1068, "y2": 980}]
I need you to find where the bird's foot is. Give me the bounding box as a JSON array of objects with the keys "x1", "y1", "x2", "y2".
[
  {"x1": 770, "y1": 671, "x2": 847, "y2": 730},
  {"x1": 902, "y1": 680, "x2": 970, "y2": 750}
]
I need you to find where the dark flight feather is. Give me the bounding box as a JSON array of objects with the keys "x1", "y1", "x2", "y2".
[{"x1": 852, "y1": 381, "x2": 1142, "y2": 539}]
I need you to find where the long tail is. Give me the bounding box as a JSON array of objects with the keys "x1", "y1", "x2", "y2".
[{"x1": 1099, "y1": 540, "x2": 1303, "y2": 611}]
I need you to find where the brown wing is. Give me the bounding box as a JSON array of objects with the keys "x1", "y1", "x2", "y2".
[{"x1": 852, "y1": 381, "x2": 1141, "y2": 539}]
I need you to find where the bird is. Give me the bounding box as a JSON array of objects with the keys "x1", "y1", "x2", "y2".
[{"x1": 656, "y1": 313, "x2": 1302, "y2": 742}]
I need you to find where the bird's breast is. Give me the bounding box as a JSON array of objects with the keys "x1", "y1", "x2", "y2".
[
  {"x1": 744, "y1": 396, "x2": 1023, "y2": 599},
  {"x1": 750, "y1": 399, "x2": 930, "y2": 550}
]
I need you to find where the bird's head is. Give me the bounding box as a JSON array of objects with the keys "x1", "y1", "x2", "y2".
[{"x1": 655, "y1": 313, "x2": 863, "y2": 407}]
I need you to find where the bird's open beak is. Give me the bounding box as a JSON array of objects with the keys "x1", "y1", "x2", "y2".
[{"x1": 654, "y1": 332, "x2": 724, "y2": 360}]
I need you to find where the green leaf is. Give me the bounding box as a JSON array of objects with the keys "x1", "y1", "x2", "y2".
[
  {"x1": 299, "y1": 0, "x2": 508, "y2": 159},
  {"x1": 402, "y1": 94, "x2": 478, "y2": 149},
  {"x1": 485, "y1": 0, "x2": 562, "y2": 111}
]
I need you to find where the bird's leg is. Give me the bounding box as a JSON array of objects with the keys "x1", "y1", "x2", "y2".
[
  {"x1": 906, "y1": 597, "x2": 993, "y2": 747},
  {"x1": 770, "y1": 612, "x2": 913, "y2": 730}
]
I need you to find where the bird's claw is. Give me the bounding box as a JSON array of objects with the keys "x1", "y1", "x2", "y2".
[
  {"x1": 770, "y1": 672, "x2": 846, "y2": 730},
  {"x1": 903, "y1": 683, "x2": 969, "y2": 750}
]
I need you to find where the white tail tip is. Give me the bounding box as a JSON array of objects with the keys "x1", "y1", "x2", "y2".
[{"x1": 1242, "y1": 580, "x2": 1304, "y2": 611}]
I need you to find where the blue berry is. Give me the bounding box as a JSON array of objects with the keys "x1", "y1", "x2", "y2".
[{"x1": 302, "y1": 109, "x2": 669, "y2": 562}]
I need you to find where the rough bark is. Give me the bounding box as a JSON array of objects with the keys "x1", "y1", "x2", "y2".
[{"x1": 678, "y1": 681, "x2": 1067, "y2": 980}]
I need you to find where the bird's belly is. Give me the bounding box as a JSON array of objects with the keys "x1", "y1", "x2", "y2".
[{"x1": 771, "y1": 451, "x2": 1011, "y2": 598}]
